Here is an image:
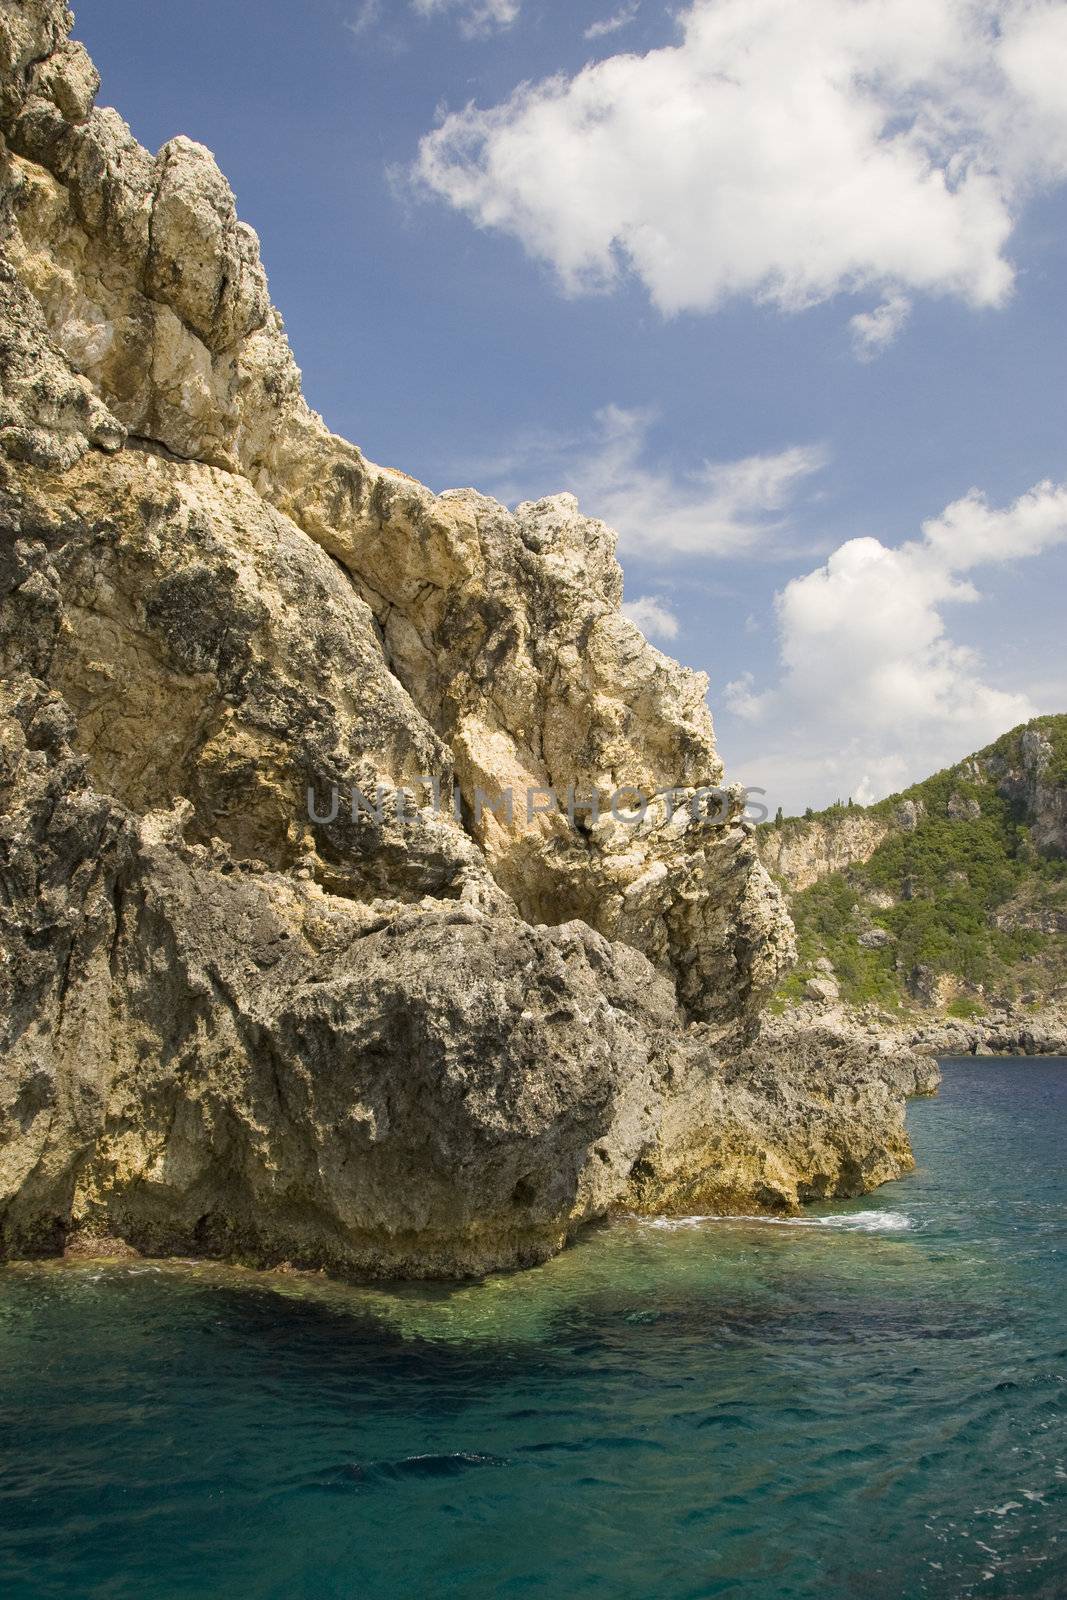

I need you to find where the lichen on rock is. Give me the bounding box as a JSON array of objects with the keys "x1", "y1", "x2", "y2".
[{"x1": 0, "y1": 1, "x2": 932, "y2": 1277}]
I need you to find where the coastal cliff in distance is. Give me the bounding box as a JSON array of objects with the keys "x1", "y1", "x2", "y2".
[
  {"x1": 0, "y1": 2, "x2": 935, "y2": 1278},
  {"x1": 758, "y1": 718, "x2": 1067, "y2": 1056}
]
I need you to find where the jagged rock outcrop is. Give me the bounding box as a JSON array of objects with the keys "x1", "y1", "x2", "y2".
[
  {"x1": 629, "y1": 1011, "x2": 940, "y2": 1215},
  {"x1": 0, "y1": 3, "x2": 930, "y2": 1276},
  {"x1": 0, "y1": 1, "x2": 796, "y2": 1026}
]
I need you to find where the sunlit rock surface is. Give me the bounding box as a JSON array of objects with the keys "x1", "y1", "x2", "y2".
[{"x1": 0, "y1": 2, "x2": 930, "y2": 1276}]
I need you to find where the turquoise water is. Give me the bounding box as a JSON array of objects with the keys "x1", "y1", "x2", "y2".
[{"x1": 1, "y1": 1059, "x2": 1064, "y2": 1600}]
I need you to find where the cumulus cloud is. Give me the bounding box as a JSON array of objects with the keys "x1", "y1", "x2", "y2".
[
  {"x1": 412, "y1": 0, "x2": 519, "y2": 37},
  {"x1": 621, "y1": 594, "x2": 679, "y2": 641},
  {"x1": 414, "y1": 0, "x2": 1067, "y2": 342},
  {"x1": 477, "y1": 405, "x2": 826, "y2": 559},
  {"x1": 725, "y1": 479, "x2": 1067, "y2": 810},
  {"x1": 585, "y1": 3, "x2": 640, "y2": 41}
]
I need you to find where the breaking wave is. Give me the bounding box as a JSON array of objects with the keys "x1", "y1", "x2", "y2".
[{"x1": 635, "y1": 1209, "x2": 914, "y2": 1233}]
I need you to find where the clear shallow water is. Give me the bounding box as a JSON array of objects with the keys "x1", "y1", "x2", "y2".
[{"x1": 1, "y1": 1060, "x2": 1064, "y2": 1600}]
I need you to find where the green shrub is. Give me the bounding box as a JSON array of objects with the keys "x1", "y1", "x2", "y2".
[{"x1": 946, "y1": 997, "x2": 987, "y2": 1019}]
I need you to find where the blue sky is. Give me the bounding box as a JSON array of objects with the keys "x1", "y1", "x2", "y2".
[{"x1": 73, "y1": 0, "x2": 1067, "y2": 812}]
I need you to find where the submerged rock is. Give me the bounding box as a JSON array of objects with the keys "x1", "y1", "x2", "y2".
[{"x1": 0, "y1": 2, "x2": 930, "y2": 1277}]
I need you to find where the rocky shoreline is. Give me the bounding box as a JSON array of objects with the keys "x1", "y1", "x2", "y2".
[
  {"x1": 789, "y1": 998, "x2": 1067, "y2": 1060},
  {"x1": 901, "y1": 1004, "x2": 1067, "y2": 1058}
]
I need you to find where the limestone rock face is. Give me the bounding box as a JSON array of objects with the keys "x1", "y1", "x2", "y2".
[
  {"x1": 993, "y1": 728, "x2": 1067, "y2": 858},
  {"x1": 1, "y1": 2, "x2": 794, "y2": 1026},
  {"x1": 0, "y1": 4, "x2": 927, "y2": 1276},
  {"x1": 757, "y1": 812, "x2": 891, "y2": 893},
  {"x1": 0, "y1": 672, "x2": 660, "y2": 1270}
]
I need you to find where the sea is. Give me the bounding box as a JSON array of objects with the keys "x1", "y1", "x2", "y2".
[{"x1": 0, "y1": 1057, "x2": 1064, "y2": 1599}]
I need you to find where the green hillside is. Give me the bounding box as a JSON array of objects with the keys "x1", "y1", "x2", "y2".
[{"x1": 761, "y1": 716, "x2": 1067, "y2": 1017}]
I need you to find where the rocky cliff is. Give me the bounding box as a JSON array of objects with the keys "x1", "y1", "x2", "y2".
[
  {"x1": 757, "y1": 811, "x2": 894, "y2": 893},
  {"x1": 0, "y1": 3, "x2": 933, "y2": 1277},
  {"x1": 759, "y1": 718, "x2": 1067, "y2": 1051}
]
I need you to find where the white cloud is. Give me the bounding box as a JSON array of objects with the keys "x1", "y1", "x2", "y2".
[
  {"x1": 346, "y1": 1, "x2": 381, "y2": 35},
  {"x1": 414, "y1": 0, "x2": 1067, "y2": 342},
  {"x1": 581, "y1": 408, "x2": 828, "y2": 559},
  {"x1": 849, "y1": 292, "x2": 912, "y2": 360},
  {"x1": 585, "y1": 3, "x2": 640, "y2": 41},
  {"x1": 621, "y1": 594, "x2": 679, "y2": 641},
  {"x1": 724, "y1": 671, "x2": 771, "y2": 720},
  {"x1": 921, "y1": 478, "x2": 1067, "y2": 565},
  {"x1": 725, "y1": 478, "x2": 1067, "y2": 811},
  {"x1": 476, "y1": 405, "x2": 826, "y2": 559},
  {"x1": 413, "y1": 0, "x2": 519, "y2": 38}
]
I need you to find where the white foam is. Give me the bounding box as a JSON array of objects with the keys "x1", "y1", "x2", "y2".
[{"x1": 634, "y1": 1209, "x2": 913, "y2": 1233}]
